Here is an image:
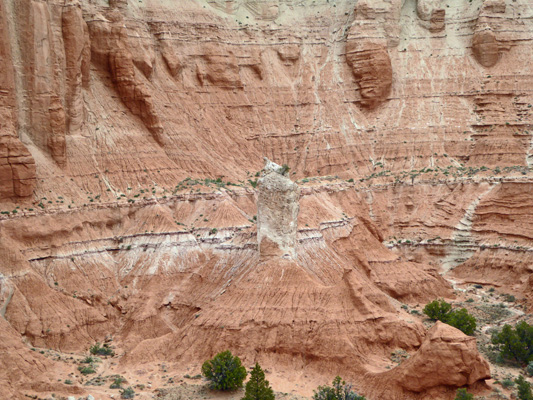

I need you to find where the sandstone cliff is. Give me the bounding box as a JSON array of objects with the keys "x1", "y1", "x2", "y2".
[{"x1": 1, "y1": 0, "x2": 532, "y2": 398}]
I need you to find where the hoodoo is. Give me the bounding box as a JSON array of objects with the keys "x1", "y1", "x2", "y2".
[{"x1": 257, "y1": 158, "x2": 300, "y2": 259}]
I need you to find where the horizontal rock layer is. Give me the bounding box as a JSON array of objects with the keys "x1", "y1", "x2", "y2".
[{"x1": 1, "y1": 0, "x2": 532, "y2": 398}]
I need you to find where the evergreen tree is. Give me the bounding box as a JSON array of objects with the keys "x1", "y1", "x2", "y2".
[
  {"x1": 515, "y1": 375, "x2": 533, "y2": 400},
  {"x1": 202, "y1": 350, "x2": 247, "y2": 391},
  {"x1": 242, "y1": 363, "x2": 275, "y2": 400},
  {"x1": 423, "y1": 299, "x2": 452, "y2": 322},
  {"x1": 492, "y1": 322, "x2": 533, "y2": 364},
  {"x1": 447, "y1": 308, "x2": 477, "y2": 336},
  {"x1": 422, "y1": 300, "x2": 477, "y2": 336}
]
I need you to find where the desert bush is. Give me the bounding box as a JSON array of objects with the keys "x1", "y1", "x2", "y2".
[
  {"x1": 110, "y1": 376, "x2": 125, "y2": 389},
  {"x1": 201, "y1": 350, "x2": 247, "y2": 391},
  {"x1": 504, "y1": 294, "x2": 516, "y2": 302},
  {"x1": 423, "y1": 300, "x2": 477, "y2": 335},
  {"x1": 527, "y1": 361, "x2": 533, "y2": 376},
  {"x1": 501, "y1": 378, "x2": 515, "y2": 388},
  {"x1": 78, "y1": 365, "x2": 96, "y2": 375},
  {"x1": 120, "y1": 386, "x2": 135, "y2": 399},
  {"x1": 492, "y1": 321, "x2": 533, "y2": 364},
  {"x1": 313, "y1": 376, "x2": 366, "y2": 400},
  {"x1": 454, "y1": 388, "x2": 473, "y2": 400},
  {"x1": 90, "y1": 342, "x2": 114, "y2": 357}
]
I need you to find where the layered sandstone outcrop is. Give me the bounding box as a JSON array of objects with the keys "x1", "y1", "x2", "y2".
[
  {"x1": 472, "y1": 0, "x2": 506, "y2": 67},
  {"x1": 345, "y1": 1, "x2": 394, "y2": 109},
  {"x1": 0, "y1": 137, "x2": 36, "y2": 198},
  {"x1": 11, "y1": 0, "x2": 68, "y2": 166},
  {"x1": 87, "y1": 10, "x2": 164, "y2": 145},
  {"x1": 257, "y1": 158, "x2": 299, "y2": 259},
  {"x1": 0, "y1": 0, "x2": 531, "y2": 398}
]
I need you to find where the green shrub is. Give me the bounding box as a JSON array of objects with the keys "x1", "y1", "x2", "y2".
[
  {"x1": 423, "y1": 299, "x2": 452, "y2": 322},
  {"x1": 313, "y1": 376, "x2": 365, "y2": 400},
  {"x1": 90, "y1": 342, "x2": 114, "y2": 357},
  {"x1": 501, "y1": 378, "x2": 515, "y2": 388},
  {"x1": 120, "y1": 386, "x2": 135, "y2": 399},
  {"x1": 504, "y1": 293, "x2": 516, "y2": 302},
  {"x1": 242, "y1": 363, "x2": 275, "y2": 400},
  {"x1": 201, "y1": 350, "x2": 247, "y2": 391},
  {"x1": 423, "y1": 300, "x2": 476, "y2": 335},
  {"x1": 527, "y1": 361, "x2": 533, "y2": 376},
  {"x1": 515, "y1": 375, "x2": 533, "y2": 400},
  {"x1": 447, "y1": 308, "x2": 477, "y2": 336},
  {"x1": 81, "y1": 356, "x2": 95, "y2": 364},
  {"x1": 64, "y1": 379, "x2": 73, "y2": 385},
  {"x1": 78, "y1": 365, "x2": 96, "y2": 375},
  {"x1": 110, "y1": 376, "x2": 125, "y2": 389},
  {"x1": 454, "y1": 388, "x2": 473, "y2": 400},
  {"x1": 492, "y1": 321, "x2": 533, "y2": 364}
]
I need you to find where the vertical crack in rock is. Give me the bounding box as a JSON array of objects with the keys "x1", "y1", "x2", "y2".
[{"x1": 257, "y1": 158, "x2": 299, "y2": 259}]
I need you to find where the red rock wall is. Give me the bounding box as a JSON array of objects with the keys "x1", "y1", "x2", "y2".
[
  {"x1": 0, "y1": 0, "x2": 532, "y2": 397},
  {"x1": 0, "y1": 0, "x2": 36, "y2": 198}
]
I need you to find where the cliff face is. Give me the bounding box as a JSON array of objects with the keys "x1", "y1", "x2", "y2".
[{"x1": 1, "y1": 0, "x2": 532, "y2": 399}]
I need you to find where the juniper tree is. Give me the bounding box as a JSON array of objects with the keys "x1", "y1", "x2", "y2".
[
  {"x1": 202, "y1": 350, "x2": 247, "y2": 391},
  {"x1": 242, "y1": 363, "x2": 275, "y2": 400}
]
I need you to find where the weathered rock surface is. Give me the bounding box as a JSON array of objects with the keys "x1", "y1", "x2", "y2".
[
  {"x1": 365, "y1": 322, "x2": 491, "y2": 399},
  {"x1": 0, "y1": 137, "x2": 36, "y2": 198},
  {"x1": 345, "y1": 2, "x2": 394, "y2": 109},
  {"x1": 1, "y1": 0, "x2": 532, "y2": 397},
  {"x1": 396, "y1": 322, "x2": 490, "y2": 391},
  {"x1": 257, "y1": 159, "x2": 299, "y2": 258},
  {"x1": 416, "y1": 0, "x2": 445, "y2": 32},
  {"x1": 87, "y1": 11, "x2": 164, "y2": 145},
  {"x1": 0, "y1": 1, "x2": 36, "y2": 198},
  {"x1": 62, "y1": 0, "x2": 91, "y2": 133},
  {"x1": 472, "y1": 0, "x2": 507, "y2": 67},
  {"x1": 473, "y1": 26, "x2": 500, "y2": 67}
]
